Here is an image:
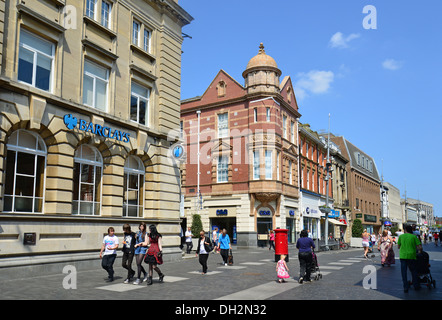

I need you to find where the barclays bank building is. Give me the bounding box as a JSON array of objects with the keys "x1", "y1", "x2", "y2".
[{"x1": 0, "y1": 0, "x2": 192, "y2": 266}]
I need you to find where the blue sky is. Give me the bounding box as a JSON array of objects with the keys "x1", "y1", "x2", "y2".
[{"x1": 179, "y1": 0, "x2": 442, "y2": 218}]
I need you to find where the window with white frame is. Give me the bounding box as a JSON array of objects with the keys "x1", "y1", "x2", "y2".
[
  {"x1": 86, "y1": 0, "x2": 96, "y2": 19},
  {"x1": 217, "y1": 155, "x2": 228, "y2": 183},
  {"x1": 132, "y1": 20, "x2": 140, "y2": 46},
  {"x1": 144, "y1": 29, "x2": 151, "y2": 53},
  {"x1": 288, "y1": 160, "x2": 292, "y2": 184},
  {"x1": 83, "y1": 60, "x2": 109, "y2": 111},
  {"x1": 101, "y1": 0, "x2": 112, "y2": 28},
  {"x1": 123, "y1": 156, "x2": 144, "y2": 217},
  {"x1": 306, "y1": 142, "x2": 309, "y2": 158},
  {"x1": 253, "y1": 150, "x2": 260, "y2": 180},
  {"x1": 290, "y1": 121, "x2": 295, "y2": 143},
  {"x1": 218, "y1": 113, "x2": 228, "y2": 138},
  {"x1": 266, "y1": 107, "x2": 270, "y2": 122},
  {"x1": 72, "y1": 145, "x2": 102, "y2": 215},
  {"x1": 130, "y1": 82, "x2": 150, "y2": 126},
  {"x1": 307, "y1": 169, "x2": 310, "y2": 190},
  {"x1": 18, "y1": 30, "x2": 54, "y2": 92},
  {"x1": 254, "y1": 108, "x2": 258, "y2": 122},
  {"x1": 276, "y1": 151, "x2": 280, "y2": 180},
  {"x1": 4, "y1": 130, "x2": 47, "y2": 213},
  {"x1": 265, "y1": 150, "x2": 272, "y2": 180},
  {"x1": 283, "y1": 115, "x2": 287, "y2": 139}
]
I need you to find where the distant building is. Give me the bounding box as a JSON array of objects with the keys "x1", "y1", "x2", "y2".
[
  {"x1": 383, "y1": 182, "x2": 402, "y2": 230},
  {"x1": 404, "y1": 198, "x2": 434, "y2": 232},
  {"x1": 331, "y1": 136, "x2": 381, "y2": 234}
]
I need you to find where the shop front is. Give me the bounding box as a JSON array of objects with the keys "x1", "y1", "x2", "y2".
[
  {"x1": 209, "y1": 207, "x2": 237, "y2": 244},
  {"x1": 301, "y1": 191, "x2": 326, "y2": 240}
]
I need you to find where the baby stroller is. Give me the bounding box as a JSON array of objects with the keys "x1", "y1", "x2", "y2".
[
  {"x1": 415, "y1": 251, "x2": 436, "y2": 289},
  {"x1": 311, "y1": 250, "x2": 322, "y2": 281}
]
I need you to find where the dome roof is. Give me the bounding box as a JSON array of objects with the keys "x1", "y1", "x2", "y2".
[
  {"x1": 246, "y1": 43, "x2": 278, "y2": 69},
  {"x1": 243, "y1": 43, "x2": 281, "y2": 77}
]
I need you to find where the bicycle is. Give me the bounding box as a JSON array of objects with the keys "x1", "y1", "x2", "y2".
[{"x1": 336, "y1": 238, "x2": 349, "y2": 250}]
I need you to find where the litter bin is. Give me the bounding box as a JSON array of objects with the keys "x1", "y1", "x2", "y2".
[{"x1": 274, "y1": 228, "x2": 289, "y2": 262}]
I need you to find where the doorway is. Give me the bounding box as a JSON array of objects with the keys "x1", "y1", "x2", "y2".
[{"x1": 257, "y1": 218, "x2": 272, "y2": 248}]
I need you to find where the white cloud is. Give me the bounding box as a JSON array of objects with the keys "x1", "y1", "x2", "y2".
[
  {"x1": 329, "y1": 32, "x2": 360, "y2": 49},
  {"x1": 294, "y1": 70, "x2": 335, "y2": 100},
  {"x1": 382, "y1": 59, "x2": 403, "y2": 70}
]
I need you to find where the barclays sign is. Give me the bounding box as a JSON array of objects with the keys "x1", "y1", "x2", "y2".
[{"x1": 63, "y1": 114, "x2": 130, "y2": 143}]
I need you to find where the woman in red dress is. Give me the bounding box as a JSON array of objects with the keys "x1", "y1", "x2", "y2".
[{"x1": 141, "y1": 224, "x2": 165, "y2": 285}]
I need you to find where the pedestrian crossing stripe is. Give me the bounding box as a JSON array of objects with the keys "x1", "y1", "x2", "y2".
[
  {"x1": 95, "y1": 276, "x2": 189, "y2": 292},
  {"x1": 217, "y1": 265, "x2": 247, "y2": 270},
  {"x1": 188, "y1": 271, "x2": 222, "y2": 275},
  {"x1": 240, "y1": 262, "x2": 266, "y2": 265}
]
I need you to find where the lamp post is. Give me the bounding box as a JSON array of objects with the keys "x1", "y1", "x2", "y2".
[
  {"x1": 323, "y1": 114, "x2": 332, "y2": 250},
  {"x1": 196, "y1": 110, "x2": 201, "y2": 215}
]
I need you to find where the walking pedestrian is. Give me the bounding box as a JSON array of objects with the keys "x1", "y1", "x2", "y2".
[
  {"x1": 196, "y1": 230, "x2": 212, "y2": 274},
  {"x1": 434, "y1": 232, "x2": 439, "y2": 246},
  {"x1": 185, "y1": 227, "x2": 193, "y2": 254},
  {"x1": 100, "y1": 227, "x2": 119, "y2": 282},
  {"x1": 276, "y1": 254, "x2": 290, "y2": 283},
  {"x1": 362, "y1": 229, "x2": 370, "y2": 259},
  {"x1": 212, "y1": 227, "x2": 219, "y2": 254},
  {"x1": 141, "y1": 224, "x2": 165, "y2": 285},
  {"x1": 269, "y1": 230, "x2": 275, "y2": 251},
  {"x1": 296, "y1": 230, "x2": 315, "y2": 283},
  {"x1": 121, "y1": 224, "x2": 136, "y2": 283},
  {"x1": 378, "y1": 230, "x2": 395, "y2": 267},
  {"x1": 217, "y1": 228, "x2": 231, "y2": 266},
  {"x1": 398, "y1": 225, "x2": 422, "y2": 293},
  {"x1": 133, "y1": 222, "x2": 148, "y2": 284},
  {"x1": 428, "y1": 232, "x2": 432, "y2": 242}
]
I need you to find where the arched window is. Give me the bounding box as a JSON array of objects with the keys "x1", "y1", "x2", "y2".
[
  {"x1": 4, "y1": 130, "x2": 47, "y2": 213},
  {"x1": 72, "y1": 145, "x2": 102, "y2": 215},
  {"x1": 123, "y1": 156, "x2": 144, "y2": 217}
]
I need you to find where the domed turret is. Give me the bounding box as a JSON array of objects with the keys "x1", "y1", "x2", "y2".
[{"x1": 242, "y1": 43, "x2": 281, "y2": 94}]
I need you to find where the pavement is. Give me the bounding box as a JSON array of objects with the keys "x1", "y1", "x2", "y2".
[{"x1": 1, "y1": 241, "x2": 442, "y2": 303}]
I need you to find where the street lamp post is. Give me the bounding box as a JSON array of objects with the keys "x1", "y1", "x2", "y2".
[{"x1": 324, "y1": 114, "x2": 332, "y2": 250}]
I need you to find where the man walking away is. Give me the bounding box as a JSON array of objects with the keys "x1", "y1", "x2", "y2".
[{"x1": 398, "y1": 224, "x2": 422, "y2": 293}]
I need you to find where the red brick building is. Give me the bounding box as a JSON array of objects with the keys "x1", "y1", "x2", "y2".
[{"x1": 181, "y1": 44, "x2": 301, "y2": 246}]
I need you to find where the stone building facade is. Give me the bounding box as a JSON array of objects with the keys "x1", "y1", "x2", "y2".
[{"x1": 0, "y1": 0, "x2": 192, "y2": 263}]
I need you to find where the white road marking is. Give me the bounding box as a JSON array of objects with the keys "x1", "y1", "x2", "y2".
[
  {"x1": 216, "y1": 279, "x2": 300, "y2": 300},
  {"x1": 217, "y1": 265, "x2": 247, "y2": 270},
  {"x1": 328, "y1": 262, "x2": 353, "y2": 266},
  {"x1": 188, "y1": 271, "x2": 223, "y2": 276},
  {"x1": 96, "y1": 283, "x2": 146, "y2": 292},
  {"x1": 318, "y1": 266, "x2": 344, "y2": 270}
]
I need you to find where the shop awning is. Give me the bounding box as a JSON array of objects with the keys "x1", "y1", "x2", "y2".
[{"x1": 328, "y1": 218, "x2": 346, "y2": 226}]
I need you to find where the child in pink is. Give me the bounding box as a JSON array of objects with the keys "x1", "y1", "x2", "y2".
[{"x1": 276, "y1": 254, "x2": 290, "y2": 283}]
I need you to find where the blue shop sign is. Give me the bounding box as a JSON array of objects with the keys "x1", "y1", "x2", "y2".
[
  {"x1": 329, "y1": 209, "x2": 340, "y2": 218},
  {"x1": 216, "y1": 209, "x2": 228, "y2": 216},
  {"x1": 63, "y1": 114, "x2": 130, "y2": 143},
  {"x1": 289, "y1": 210, "x2": 295, "y2": 216},
  {"x1": 259, "y1": 210, "x2": 271, "y2": 216}
]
